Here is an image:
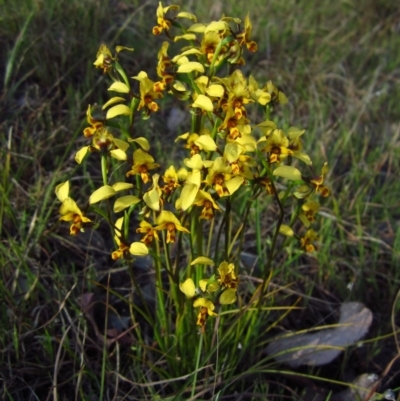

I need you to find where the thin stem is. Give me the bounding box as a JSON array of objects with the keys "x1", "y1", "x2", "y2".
[{"x1": 191, "y1": 333, "x2": 203, "y2": 398}]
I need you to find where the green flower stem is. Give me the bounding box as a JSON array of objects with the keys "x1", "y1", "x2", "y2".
[
  {"x1": 209, "y1": 35, "x2": 234, "y2": 79},
  {"x1": 191, "y1": 333, "x2": 203, "y2": 398},
  {"x1": 154, "y1": 229, "x2": 167, "y2": 344},
  {"x1": 258, "y1": 177, "x2": 284, "y2": 307},
  {"x1": 101, "y1": 154, "x2": 108, "y2": 186},
  {"x1": 99, "y1": 272, "x2": 111, "y2": 401},
  {"x1": 225, "y1": 198, "x2": 231, "y2": 260},
  {"x1": 206, "y1": 217, "x2": 215, "y2": 258},
  {"x1": 129, "y1": 97, "x2": 140, "y2": 132}
]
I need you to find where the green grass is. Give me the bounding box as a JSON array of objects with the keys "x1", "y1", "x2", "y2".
[{"x1": 1, "y1": 0, "x2": 400, "y2": 399}]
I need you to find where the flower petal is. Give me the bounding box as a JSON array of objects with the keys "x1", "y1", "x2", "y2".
[
  {"x1": 220, "y1": 288, "x2": 237, "y2": 305},
  {"x1": 106, "y1": 104, "x2": 131, "y2": 119},
  {"x1": 89, "y1": 185, "x2": 116, "y2": 204},
  {"x1": 179, "y1": 278, "x2": 196, "y2": 298},
  {"x1": 114, "y1": 195, "x2": 141, "y2": 212},
  {"x1": 75, "y1": 146, "x2": 90, "y2": 164},
  {"x1": 273, "y1": 166, "x2": 302, "y2": 181},
  {"x1": 177, "y1": 61, "x2": 204, "y2": 74},
  {"x1": 129, "y1": 242, "x2": 148, "y2": 256},
  {"x1": 108, "y1": 82, "x2": 130, "y2": 93},
  {"x1": 55, "y1": 181, "x2": 69, "y2": 202},
  {"x1": 192, "y1": 94, "x2": 213, "y2": 112},
  {"x1": 112, "y1": 182, "x2": 134, "y2": 192},
  {"x1": 191, "y1": 256, "x2": 215, "y2": 266}
]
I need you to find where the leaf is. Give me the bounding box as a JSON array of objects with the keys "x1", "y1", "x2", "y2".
[{"x1": 266, "y1": 302, "x2": 373, "y2": 367}]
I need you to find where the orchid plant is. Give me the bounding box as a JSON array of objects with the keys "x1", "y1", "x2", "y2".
[{"x1": 55, "y1": 2, "x2": 329, "y2": 334}]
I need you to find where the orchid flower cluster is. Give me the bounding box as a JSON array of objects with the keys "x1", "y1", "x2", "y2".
[{"x1": 55, "y1": 3, "x2": 329, "y2": 330}]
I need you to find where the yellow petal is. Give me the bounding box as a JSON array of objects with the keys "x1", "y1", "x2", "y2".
[
  {"x1": 174, "y1": 33, "x2": 197, "y2": 42},
  {"x1": 224, "y1": 143, "x2": 242, "y2": 163},
  {"x1": 171, "y1": 49, "x2": 202, "y2": 63},
  {"x1": 279, "y1": 224, "x2": 294, "y2": 237},
  {"x1": 89, "y1": 185, "x2": 116, "y2": 204},
  {"x1": 108, "y1": 82, "x2": 130, "y2": 93},
  {"x1": 106, "y1": 104, "x2": 131, "y2": 119},
  {"x1": 55, "y1": 181, "x2": 69, "y2": 202},
  {"x1": 112, "y1": 137, "x2": 129, "y2": 152},
  {"x1": 143, "y1": 188, "x2": 160, "y2": 211},
  {"x1": 129, "y1": 137, "x2": 150, "y2": 151},
  {"x1": 194, "y1": 135, "x2": 217, "y2": 151},
  {"x1": 180, "y1": 183, "x2": 198, "y2": 211},
  {"x1": 199, "y1": 279, "x2": 208, "y2": 292},
  {"x1": 187, "y1": 23, "x2": 206, "y2": 33},
  {"x1": 114, "y1": 195, "x2": 141, "y2": 212},
  {"x1": 191, "y1": 256, "x2": 215, "y2": 266},
  {"x1": 179, "y1": 278, "x2": 196, "y2": 298},
  {"x1": 59, "y1": 197, "x2": 81, "y2": 219},
  {"x1": 219, "y1": 288, "x2": 237, "y2": 305},
  {"x1": 177, "y1": 61, "x2": 204, "y2": 74},
  {"x1": 192, "y1": 94, "x2": 213, "y2": 112},
  {"x1": 115, "y1": 46, "x2": 134, "y2": 53},
  {"x1": 225, "y1": 176, "x2": 244, "y2": 195},
  {"x1": 112, "y1": 182, "x2": 134, "y2": 192},
  {"x1": 273, "y1": 166, "x2": 302, "y2": 181},
  {"x1": 176, "y1": 11, "x2": 197, "y2": 21},
  {"x1": 193, "y1": 298, "x2": 217, "y2": 315},
  {"x1": 75, "y1": 146, "x2": 90, "y2": 164},
  {"x1": 204, "y1": 21, "x2": 229, "y2": 34},
  {"x1": 184, "y1": 154, "x2": 203, "y2": 170},
  {"x1": 102, "y1": 96, "x2": 126, "y2": 110},
  {"x1": 129, "y1": 242, "x2": 148, "y2": 256},
  {"x1": 110, "y1": 149, "x2": 127, "y2": 161},
  {"x1": 205, "y1": 84, "x2": 224, "y2": 98}
]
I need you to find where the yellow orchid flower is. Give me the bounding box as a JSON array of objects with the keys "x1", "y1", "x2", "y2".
[
  {"x1": 161, "y1": 165, "x2": 180, "y2": 195},
  {"x1": 248, "y1": 75, "x2": 272, "y2": 106},
  {"x1": 55, "y1": 181, "x2": 92, "y2": 235},
  {"x1": 310, "y1": 163, "x2": 330, "y2": 197},
  {"x1": 83, "y1": 105, "x2": 104, "y2": 138},
  {"x1": 93, "y1": 44, "x2": 114, "y2": 73},
  {"x1": 111, "y1": 217, "x2": 130, "y2": 260},
  {"x1": 155, "y1": 41, "x2": 174, "y2": 91},
  {"x1": 236, "y1": 14, "x2": 258, "y2": 52},
  {"x1": 193, "y1": 298, "x2": 218, "y2": 328},
  {"x1": 75, "y1": 127, "x2": 129, "y2": 164},
  {"x1": 152, "y1": 2, "x2": 180, "y2": 35},
  {"x1": 154, "y1": 210, "x2": 189, "y2": 243},
  {"x1": 193, "y1": 190, "x2": 221, "y2": 220},
  {"x1": 259, "y1": 129, "x2": 293, "y2": 164},
  {"x1": 126, "y1": 149, "x2": 160, "y2": 184},
  {"x1": 264, "y1": 81, "x2": 288, "y2": 105},
  {"x1": 300, "y1": 229, "x2": 318, "y2": 252},
  {"x1": 132, "y1": 71, "x2": 163, "y2": 117},
  {"x1": 136, "y1": 220, "x2": 159, "y2": 246},
  {"x1": 205, "y1": 157, "x2": 244, "y2": 197},
  {"x1": 299, "y1": 199, "x2": 320, "y2": 227},
  {"x1": 143, "y1": 174, "x2": 163, "y2": 211},
  {"x1": 217, "y1": 261, "x2": 238, "y2": 289}
]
